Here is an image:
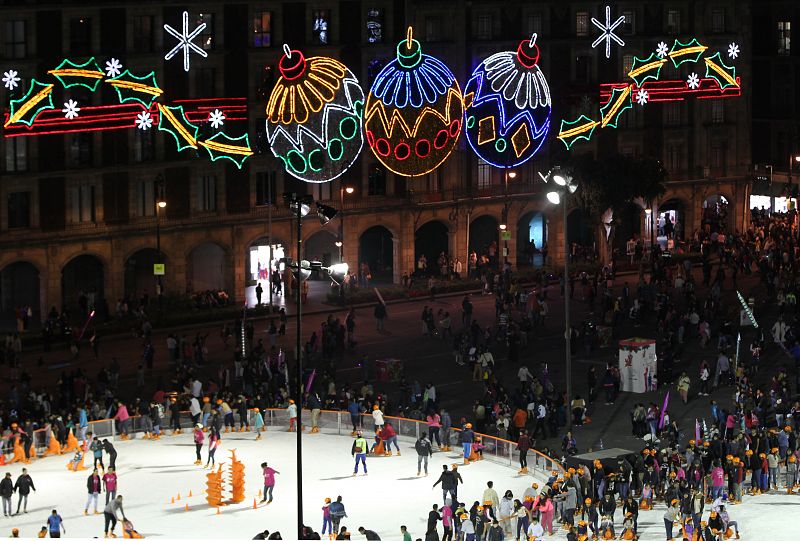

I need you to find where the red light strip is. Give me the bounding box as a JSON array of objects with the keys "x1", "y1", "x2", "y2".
[
  {"x1": 599, "y1": 77, "x2": 741, "y2": 104},
  {"x1": 3, "y1": 98, "x2": 249, "y2": 137}
]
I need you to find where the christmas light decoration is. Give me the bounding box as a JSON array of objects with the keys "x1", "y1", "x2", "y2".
[
  {"x1": 104, "y1": 58, "x2": 122, "y2": 78},
  {"x1": 365, "y1": 27, "x2": 463, "y2": 177},
  {"x1": 164, "y1": 10, "x2": 208, "y2": 72},
  {"x1": 158, "y1": 104, "x2": 198, "y2": 151},
  {"x1": 105, "y1": 70, "x2": 163, "y2": 109},
  {"x1": 198, "y1": 132, "x2": 253, "y2": 168},
  {"x1": 558, "y1": 37, "x2": 741, "y2": 149},
  {"x1": 3, "y1": 79, "x2": 54, "y2": 128},
  {"x1": 62, "y1": 99, "x2": 81, "y2": 119},
  {"x1": 463, "y1": 34, "x2": 551, "y2": 168},
  {"x1": 591, "y1": 6, "x2": 625, "y2": 59},
  {"x1": 727, "y1": 43, "x2": 740, "y2": 60},
  {"x1": 208, "y1": 109, "x2": 225, "y2": 129},
  {"x1": 136, "y1": 111, "x2": 153, "y2": 130},
  {"x1": 266, "y1": 44, "x2": 365, "y2": 183},
  {"x1": 2, "y1": 69, "x2": 20, "y2": 90},
  {"x1": 737, "y1": 290, "x2": 758, "y2": 328},
  {"x1": 48, "y1": 57, "x2": 104, "y2": 91}
]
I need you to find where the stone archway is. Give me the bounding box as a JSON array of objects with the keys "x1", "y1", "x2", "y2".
[
  {"x1": 517, "y1": 211, "x2": 547, "y2": 267},
  {"x1": 702, "y1": 194, "x2": 731, "y2": 233},
  {"x1": 61, "y1": 254, "x2": 105, "y2": 319},
  {"x1": 414, "y1": 220, "x2": 449, "y2": 276},
  {"x1": 0, "y1": 261, "x2": 41, "y2": 329},
  {"x1": 304, "y1": 229, "x2": 339, "y2": 268},
  {"x1": 124, "y1": 248, "x2": 163, "y2": 300},
  {"x1": 613, "y1": 202, "x2": 644, "y2": 252},
  {"x1": 469, "y1": 215, "x2": 500, "y2": 268},
  {"x1": 359, "y1": 226, "x2": 394, "y2": 283},
  {"x1": 658, "y1": 198, "x2": 686, "y2": 242},
  {"x1": 187, "y1": 242, "x2": 230, "y2": 293}
]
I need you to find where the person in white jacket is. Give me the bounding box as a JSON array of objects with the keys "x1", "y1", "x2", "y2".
[
  {"x1": 189, "y1": 397, "x2": 202, "y2": 426},
  {"x1": 499, "y1": 491, "x2": 515, "y2": 537},
  {"x1": 772, "y1": 317, "x2": 787, "y2": 350},
  {"x1": 527, "y1": 517, "x2": 544, "y2": 541},
  {"x1": 372, "y1": 405, "x2": 384, "y2": 430}
]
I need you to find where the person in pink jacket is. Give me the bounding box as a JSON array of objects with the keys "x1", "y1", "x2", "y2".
[
  {"x1": 536, "y1": 494, "x2": 554, "y2": 534},
  {"x1": 113, "y1": 402, "x2": 131, "y2": 439},
  {"x1": 102, "y1": 467, "x2": 118, "y2": 504},
  {"x1": 710, "y1": 462, "x2": 725, "y2": 500},
  {"x1": 427, "y1": 412, "x2": 442, "y2": 448},
  {"x1": 193, "y1": 424, "x2": 205, "y2": 464},
  {"x1": 441, "y1": 500, "x2": 453, "y2": 541}
]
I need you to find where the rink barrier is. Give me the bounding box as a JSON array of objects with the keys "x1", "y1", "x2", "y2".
[{"x1": 3, "y1": 409, "x2": 564, "y2": 475}]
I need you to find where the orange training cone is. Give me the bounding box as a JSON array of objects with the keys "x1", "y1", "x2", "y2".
[
  {"x1": 184, "y1": 503, "x2": 189, "y2": 511},
  {"x1": 258, "y1": 489, "x2": 262, "y2": 498},
  {"x1": 171, "y1": 497, "x2": 174, "y2": 504},
  {"x1": 253, "y1": 498, "x2": 257, "y2": 509},
  {"x1": 188, "y1": 490, "x2": 192, "y2": 497},
  {"x1": 176, "y1": 493, "x2": 181, "y2": 501},
  {"x1": 216, "y1": 507, "x2": 220, "y2": 515}
]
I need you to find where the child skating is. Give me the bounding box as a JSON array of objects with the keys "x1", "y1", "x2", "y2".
[
  {"x1": 253, "y1": 409, "x2": 265, "y2": 440},
  {"x1": 287, "y1": 400, "x2": 298, "y2": 432},
  {"x1": 321, "y1": 498, "x2": 333, "y2": 538}
]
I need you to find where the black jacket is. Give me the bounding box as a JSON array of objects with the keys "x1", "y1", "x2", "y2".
[
  {"x1": 14, "y1": 474, "x2": 35, "y2": 495},
  {"x1": 0, "y1": 478, "x2": 13, "y2": 498},
  {"x1": 104, "y1": 441, "x2": 117, "y2": 456},
  {"x1": 432, "y1": 471, "x2": 455, "y2": 490},
  {"x1": 598, "y1": 497, "x2": 616, "y2": 516},
  {"x1": 87, "y1": 474, "x2": 102, "y2": 494},
  {"x1": 415, "y1": 438, "x2": 433, "y2": 457}
]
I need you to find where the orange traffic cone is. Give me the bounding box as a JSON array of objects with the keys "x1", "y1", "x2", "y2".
[
  {"x1": 188, "y1": 490, "x2": 193, "y2": 497},
  {"x1": 171, "y1": 497, "x2": 174, "y2": 504},
  {"x1": 184, "y1": 503, "x2": 189, "y2": 511},
  {"x1": 258, "y1": 489, "x2": 262, "y2": 498},
  {"x1": 253, "y1": 499, "x2": 257, "y2": 509},
  {"x1": 216, "y1": 507, "x2": 221, "y2": 515},
  {"x1": 176, "y1": 493, "x2": 181, "y2": 501}
]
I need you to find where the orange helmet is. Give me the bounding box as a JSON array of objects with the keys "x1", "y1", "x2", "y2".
[
  {"x1": 771, "y1": 447, "x2": 779, "y2": 453},
  {"x1": 524, "y1": 496, "x2": 534, "y2": 502},
  {"x1": 732, "y1": 458, "x2": 740, "y2": 464},
  {"x1": 725, "y1": 454, "x2": 733, "y2": 461},
  {"x1": 289, "y1": 399, "x2": 295, "y2": 404},
  {"x1": 585, "y1": 498, "x2": 592, "y2": 505},
  {"x1": 669, "y1": 472, "x2": 677, "y2": 478},
  {"x1": 703, "y1": 441, "x2": 710, "y2": 447},
  {"x1": 465, "y1": 423, "x2": 473, "y2": 429},
  {"x1": 710, "y1": 512, "x2": 717, "y2": 518},
  {"x1": 551, "y1": 470, "x2": 559, "y2": 476},
  {"x1": 759, "y1": 453, "x2": 766, "y2": 458},
  {"x1": 10, "y1": 423, "x2": 17, "y2": 429},
  {"x1": 216, "y1": 399, "x2": 222, "y2": 405},
  {"x1": 202, "y1": 397, "x2": 210, "y2": 403},
  {"x1": 373, "y1": 405, "x2": 380, "y2": 411},
  {"x1": 568, "y1": 467, "x2": 576, "y2": 474},
  {"x1": 671, "y1": 499, "x2": 679, "y2": 505},
  {"x1": 532, "y1": 483, "x2": 539, "y2": 489},
  {"x1": 324, "y1": 497, "x2": 331, "y2": 503},
  {"x1": 565, "y1": 472, "x2": 572, "y2": 478},
  {"x1": 253, "y1": 408, "x2": 259, "y2": 413},
  {"x1": 171, "y1": 397, "x2": 177, "y2": 403},
  {"x1": 789, "y1": 455, "x2": 797, "y2": 463},
  {"x1": 689, "y1": 439, "x2": 696, "y2": 445},
  {"x1": 578, "y1": 520, "x2": 587, "y2": 527},
  {"x1": 745, "y1": 450, "x2": 753, "y2": 456}
]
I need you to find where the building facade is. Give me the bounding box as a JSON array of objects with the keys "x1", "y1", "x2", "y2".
[{"x1": 0, "y1": 1, "x2": 752, "y2": 321}]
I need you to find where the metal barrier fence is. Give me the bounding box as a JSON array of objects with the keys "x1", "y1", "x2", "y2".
[{"x1": 2, "y1": 409, "x2": 564, "y2": 475}]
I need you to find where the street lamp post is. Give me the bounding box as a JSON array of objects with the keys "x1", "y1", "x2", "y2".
[
  {"x1": 645, "y1": 207, "x2": 653, "y2": 251},
  {"x1": 155, "y1": 188, "x2": 167, "y2": 306},
  {"x1": 501, "y1": 170, "x2": 516, "y2": 264},
  {"x1": 789, "y1": 154, "x2": 800, "y2": 182},
  {"x1": 339, "y1": 184, "x2": 354, "y2": 263}
]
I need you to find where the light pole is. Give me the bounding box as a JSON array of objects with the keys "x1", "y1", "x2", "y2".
[
  {"x1": 501, "y1": 170, "x2": 516, "y2": 264},
  {"x1": 338, "y1": 184, "x2": 354, "y2": 263},
  {"x1": 283, "y1": 193, "x2": 338, "y2": 539},
  {"x1": 155, "y1": 183, "x2": 166, "y2": 306},
  {"x1": 545, "y1": 168, "x2": 578, "y2": 430},
  {"x1": 644, "y1": 207, "x2": 653, "y2": 251},
  {"x1": 789, "y1": 154, "x2": 800, "y2": 183}
]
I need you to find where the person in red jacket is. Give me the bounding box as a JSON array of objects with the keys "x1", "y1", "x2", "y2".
[
  {"x1": 516, "y1": 430, "x2": 532, "y2": 474},
  {"x1": 382, "y1": 423, "x2": 400, "y2": 456}
]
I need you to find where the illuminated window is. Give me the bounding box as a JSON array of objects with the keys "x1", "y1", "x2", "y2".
[
  {"x1": 71, "y1": 184, "x2": 96, "y2": 223},
  {"x1": 778, "y1": 21, "x2": 791, "y2": 55},
  {"x1": 313, "y1": 10, "x2": 330, "y2": 44},
  {"x1": 254, "y1": 11, "x2": 272, "y2": 47},
  {"x1": 622, "y1": 10, "x2": 635, "y2": 35},
  {"x1": 366, "y1": 8, "x2": 384, "y2": 43},
  {"x1": 197, "y1": 175, "x2": 217, "y2": 211},
  {"x1": 133, "y1": 16, "x2": 155, "y2": 52},
  {"x1": 5, "y1": 138, "x2": 27, "y2": 172},
  {"x1": 197, "y1": 13, "x2": 214, "y2": 50},
  {"x1": 666, "y1": 10, "x2": 681, "y2": 35},
  {"x1": 476, "y1": 14, "x2": 492, "y2": 40},
  {"x1": 711, "y1": 10, "x2": 725, "y2": 33},
  {"x1": 526, "y1": 13, "x2": 542, "y2": 36},
  {"x1": 7, "y1": 191, "x2": 30, "y2": 229},
  {"x1": 69, "y1": 17, "x2": 91, "y2": 55},
  {"x1": 425, "y1": 16, "x2": 442, "y2": 41},
  {"x1": 622, "y1": 54, "x2": 634, "y2": 75},
  {"x1": 576, "y1": 11, "x2": 589, "y2": 37},
  {"x1": 256, "y1": 172, "x2": 277, "y2": 205},
  {"x1": 477, "y1": 159, "x2": 492, "y2": 188},
  {"x1": 4, "y1": 20, "x2": 26, "y2": 59},
  {"x1": 711, "y1": 101, "x2": 724, "y2": 124}
]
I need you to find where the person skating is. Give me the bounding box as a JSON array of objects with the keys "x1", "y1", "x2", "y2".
[
  {"x1": 103, "y1": 440, "x2": 117, "y2": 471},
  {"x1": 357, "y1": 526, "x2": 380, "y2": 540},
  {"x1": 371, "y1": 405, "x2": 384, "y2": 431},
  {"x1": 516, "y1": 430, "x2": 532, "y2": 474},
  {"x1": 330, "y1": 496, "x2": 347, "y2": 534},
  {"x1": 415, "y1": 433, "x2": 433, "y2": 476},
  {"x1": 205, "y1": 431, "x2": 220, "y2": 468},
  {"x1": 425, "y1": 504, "x2": 441, "y2": 541},
  {"x1": 102, "y1": 467, "x2": 117, "y2": 504},
  {"x1": 103, "y1": 495, "x2": 126, "y2": 538},
  {"x1": 0, "y1": 474, "x2": 12, "y2": 517},
  {"x1": 47, "y1": 509, "x2": 65, "y2": 538},
  {"x1": 253, "y1": 408, "x2": 265, "y2": 440},
  {"x1": 91, "y1": 439, "x2": 105, "y2": 471},
  {"x1": 400, "y1": 525, "x2": 412, "y2": 541},
  {"x1": 352, "y1": 431, "x2": 369, "y2": 476},
  {"x1": 382, "y1": 422, "x2": 400, "y2": 456},
  {"x1": 287, "y1": 400, "x2": 298, "y2": 432},
  {"x1": 169, "y1": 397, "x2": 182, "y2": 435},
  {"x1": 482, "y1": 481, "x2": 500, "y2": 520},
  {"x1": 193, "y1": 424, "x2": 205, "y2": 464},
  {"x1": 461, "y1": 424, "x2": 474, "y2": 465},
  {"x1": 261, "y1": 462, "x2": 279, "y2": 504},
  {"x1": 85, "y1": 469, "x2": 102, "y2": 515},
  {"x1": 12, "y1": 468, "x2": 34, "y2": 515},
  {"x1": 321, "y1": 498, "x2": 333, "y2": 538}
]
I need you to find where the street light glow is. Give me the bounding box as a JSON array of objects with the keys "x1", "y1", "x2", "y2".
[
  {"x1": 508, "y1": 171, "x2": 517, "y2": 179},
  {"x1": 553, "y1": 174, "x2": 567, "y2": 186},
  {"x1": 157, "y1": 200, "x2": 167, "y2": 208},
  {"x1": 547, "y1": 191, "x2": 561, "y2": 204},
  {"x1": 344, "y1": 186, "x2": 355, "y2": 194},
  {"x1": 499, "y1": 223, "x2": 507, "y2": 230}
]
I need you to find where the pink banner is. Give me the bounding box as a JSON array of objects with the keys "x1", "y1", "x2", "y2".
[
  {"x1": 305, "y1": 369, "x2": 317, "y2": 394},
  {"x1": 658, "y1": 391, "x2": 670, "y2": 430}
]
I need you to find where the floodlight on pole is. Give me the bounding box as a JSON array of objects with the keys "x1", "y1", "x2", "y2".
[{"x1": 547, "y1": 191, "x2": 561, "y2": 204}]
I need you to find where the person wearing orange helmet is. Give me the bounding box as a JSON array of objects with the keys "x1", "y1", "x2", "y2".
[
  {"x1": 461, "y1": 423, "x2": 474, "y2": 465},
  {"x1": 786, "y1": 452, "x2": 799, "y2": 493},
  {"x1": 287, "y1": 399, "x2": 298, "y2": 432}
]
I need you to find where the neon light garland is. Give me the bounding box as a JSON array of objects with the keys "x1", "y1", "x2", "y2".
[
  {"x1": 557, "y1": 38, "x2": 742, "y2": 149},
  {"x1": 3, "y1": 56, "x2": 253, "y2": 168},
  {"x1": 365, "y1": 27, "x2": 463, "y2": 177},
  {"x1": 265, "y1": 44, "x2": 365, "y2": 183},
  {"x1": 591, "y1": 6, "x2": 625, "y2": 59},
  {"x1": 463, "y1": 34, "x2": 551, "y2": 168}
]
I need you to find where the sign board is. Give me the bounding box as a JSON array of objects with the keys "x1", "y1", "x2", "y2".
[
  {"x1": 619, "y1": 338, "x2": 657, "y2": 393},
  {"x1": 153, "y1": 263, "x2": 165, "y2": 275},
  {"x1": 500, "y1": 231, "x2": 511, "y2": 241}
]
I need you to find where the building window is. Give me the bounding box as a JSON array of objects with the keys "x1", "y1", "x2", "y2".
[
  {"x1": 666, "y1": 144, "x2": 682, "y2": 172},
  {"x1": 198, "y1": 13, "x2": 214, "y2": 50},
  {"x1": 132, "y1": 15, "x2": 154, "y2": 52},
  {"x1": 622, "y1": 54, "x2": 634, "y2": 75},
  {"x1": 425, "y1": 16, "x2": 442, "y2": 41},
  {"x1": 4, "y1": 20, "x2": 26, "y2": 59},
  {"x1": 5, "y1": 137, "x2": 27, "y2": 172},
  {"x1": 525, "y1": 13, "x2": 542, "y2": 36},
  {"x1": 71, "y1": 184, "x2": 96, "y2": 223},
  {"x1": 133, "y1": 129, "x2": 154, "y2": 163},
  {"x1": 778, "y1": 21, "x2": 791, "y2": 55},
  {"x1": 7, "y1": 191, "x2": 30, "y2": 229},
  {"x1": 666, "y1": 10, "x2": 681, "y2": 34},
  {"x1": 366, "y1": 8, "x2": 384, "y2": 43},
  {"x1": 195, "y1": 68, "x2": 216, "y2": 97},
  {"x1": 368, "y1": 165, "x2": 386, "y2": 196},
  {"x1": 711, "y1": 143, "x2": 726, "y2": 169},
  {"x1": 576, "y1": 11, "x2": 589, "y2": 37},
  {"x1": 711, "y1": 9, "x2": 725, "y2": 33},
  {"x1": 475, "y1": 14, "x2": 492, "y2": 40},
  {"x1": 70, "y1": 17, "x2": 92, "y2": 55},
  {"x1": 426, "y1": 170, "x2": 442, "y2": 193},
  {"x1": 69, "y1": 133, "x2": 92, "y2": 167},
  {"x1": 312, "y1": 10, "x2": 330, "y2": 44},
  {"x1": 137, "y1": 180, "x2": 156, "y2": 217},
  {"x1": 711, "y1": 101, "x2": 724, "y2": 124},
  {"x1": 309, "y1": 182, "x2": 332, "y2": 201},
  {"x1": 253, "y1": 11, "x2": 272, "y2": 47},
  {"x1": 664, "y1": 103, "x2": 681, "y2": 126},
  {"x1": 197, "y1": 175, "x2": 217, "y2": 211},
  {"x1": 575, "y1": 55, "x2": 591, "y2": 83},
  {"x1": 622, "y1": 10, "x2": 635, "y2": 35},
  {"x1": 477, "y1": 159, "x2": 492, "y2": 188},
  {"x1": 255, "y1": 171, "x2": 277, "y2": 205}
]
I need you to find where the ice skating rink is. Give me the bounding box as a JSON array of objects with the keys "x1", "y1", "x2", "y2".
[{"x1": 3, "y1": 430, "x2": 799, "y2": 540}]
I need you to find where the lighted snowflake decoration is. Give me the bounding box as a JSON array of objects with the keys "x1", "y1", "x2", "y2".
[
  {"x1": 591, "y1": 6, "x2": 625, "y2": 59},
  {"x1": 164, "y1": 11, "x2": 208, "y2": 72},
  {"x1": 62, "y1": 99, "x2": 81, "y2": 119},
  {"x1": 727, "y1": 43, "x2": 740, "y2": 60},
  {"x1": 635, "y1": 88, "x2": 649, "y2": 106},
  {"x1": 2, "y1": 69, "x2": 20, "y2": 90},
  {"x1": 687, "y1": 73, "x2": 700, "y2": 90},
  {"x1": 208, "y1": 109, "x2": 225, "y2": 129},
  {"x1": 105, "y1": 58, "x2": 122, "y2": 78},
  {"x1": 135, "y1": 111, "x2": 153, "y2": 130},
  {"x1": 656, "y1": 41, "x2": 669, "y2": 59}
]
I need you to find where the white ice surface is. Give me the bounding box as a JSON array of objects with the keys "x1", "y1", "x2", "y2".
[{"x1": 2, "y1": 431, "x2": 798, "y2": 540}]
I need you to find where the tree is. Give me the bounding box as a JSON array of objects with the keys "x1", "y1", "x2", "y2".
[{"x1": 567, "y1": 153, "x2": 667, "y2": 262}]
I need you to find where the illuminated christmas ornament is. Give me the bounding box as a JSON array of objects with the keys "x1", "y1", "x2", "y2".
[
  {"x1": 266, "y1": 44, "x2": 364, "y2": 183},
  {"x1": 365, "y1": 27, "x2": 463, "y2": 177},
  {"x1": 463, "y1": 34, "x2": 551, "y2": 168}
]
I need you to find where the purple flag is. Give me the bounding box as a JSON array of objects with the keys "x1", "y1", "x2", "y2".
[
  {"x1": 305, "y1": 369, "x2": 317, "y2": 394},
  {"x1": 658, "y1": 391, "x2": 670, "y2": 429},
  {"x1": 695, "y1": 419, "x2": 701, "y2": 441}
]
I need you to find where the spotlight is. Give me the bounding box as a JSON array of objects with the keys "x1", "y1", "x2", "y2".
[
  {"x1": 499, "y1": 224, "x2": 507, "y2": 231},
  {"x1": 316, "y1": 203, "x2": 338, "y2": 225},
  {"x1": 547, "y1": 191, "x2": 561, "y2": 204},
  {"x1": 553, "y1": 174, "x2": 567, "y2": 186}
]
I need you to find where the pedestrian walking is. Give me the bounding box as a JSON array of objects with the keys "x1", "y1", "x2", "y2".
[
  {"x1": 85, "y1": 469, "x2": 102, "y2": 515},
  {"x1": 13, "y1": 468, "x2": 34, "y2": 515},
  {"x1": 516, "y1": 430, "x2": 532, "y2": 474},
  {"x1": 0, "y1": 473, "x2": 12, "y2": 517},
  {"x1": 193, "y1": 424, "x2": 205, "y2": 464},
  {"x1": 374, "y1": 303, "x2": 387, "y2": 332},
  {"x1": 261, "y1": 462, "x2": 279, "y2": 504},
  {"x1": 47, "y1": 510, "x2": 66, "y2": 538},
  {"x1": 91, "y1": 439, "x2": 105, "y2": 471},
  {"x1": 415, "y1": 433, "x2": 433, "y2": 476},
  {"x1": 102, "y1": 468, "x2": 117, "y2": 505},
  {"x1": 330, "y1": 496, "x2": 347, "y2": 533}
]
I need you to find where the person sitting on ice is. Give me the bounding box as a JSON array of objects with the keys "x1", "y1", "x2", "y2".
[
  {"x1": 526, "y1": 516, "x2": 544, "y2": 541},
  {"x1": 718, "y1": 506, "x2": 740, "y2": 539},
  {"x1": 618, "y1": 512, "x2": 636, "y2": 540},
  {"x1": 599, "y1": 514, "x2": 615, "y2": 539},
  {"x1": 69, "y1": 450, "x2": 84, "y2": 471},
  {"x1": 639, "y1": 484, "x2": 653, "y2": 510},
  {"x1": 369, "y1": 430, "x2": 383, "y2": 454},
  {"x1": 471, "y1": 436, "x2": 484, "y2": 460}
]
